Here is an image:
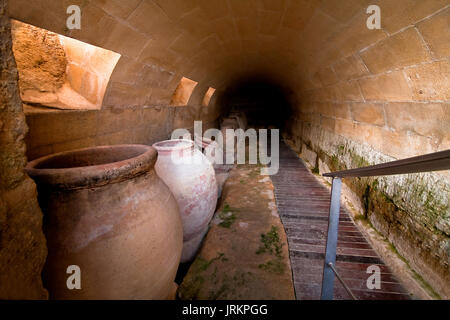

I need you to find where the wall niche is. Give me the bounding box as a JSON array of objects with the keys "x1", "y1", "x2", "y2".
[{"x1": 11, "y1": 20, "x2": 121, "y2": 111}]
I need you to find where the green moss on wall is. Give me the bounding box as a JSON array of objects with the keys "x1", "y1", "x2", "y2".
[{"x1": 283, "y1": 129, "x2": 449, "y2": 297}]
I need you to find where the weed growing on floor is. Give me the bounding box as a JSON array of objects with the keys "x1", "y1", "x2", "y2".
[
  {"x1": 312, "y1": 166, "x2": 320, "y2": 175},
  {"x1": 258, "y1": 259, "x2": 286, "y2": 274},
  {"x1": 256, "y1": 226, "x2": 287, "y2": 275},
  {"x1": 256, "y1": 226, "x2": 283, "y2": 257},
  {"x1": 197, "y1": 252, "x2": 226, "y2": 271},
  {"x1": 218, "y1": 203, "x2": 237, "y2": 228}
]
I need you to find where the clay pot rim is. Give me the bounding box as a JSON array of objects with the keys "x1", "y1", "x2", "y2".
[
  {"x1": 152, "y1": 139, "x2": 194, "y2": 153},
  {"x1": 195, "y1": 136, "x2": 219, "y2": 149},
  {"x1": 26, "y1": 144, "x2": 157, "y2": 190}
]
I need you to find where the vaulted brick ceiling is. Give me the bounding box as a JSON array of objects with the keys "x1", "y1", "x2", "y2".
[{"x1": 8, "y1": 0, "x2": 449, "y2": 107}]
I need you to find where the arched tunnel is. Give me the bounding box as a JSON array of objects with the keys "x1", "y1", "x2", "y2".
[
  {"x1": 0, "y1": 0, "x2": 449, "y2": 301},
  {"x1": 219, "y1": 74, "x2": 294, "y2": 128}
]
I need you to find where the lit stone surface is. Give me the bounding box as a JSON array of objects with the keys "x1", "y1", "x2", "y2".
[
  {"x1": 179, "y1": 164, "x2": 295, "y2": 300},
  {"x1": 2, "y1": 0, "x2": 449, "y2": 299},
  {"x1": 0, "y1": 1, "x2": 47, "y2": 299}
]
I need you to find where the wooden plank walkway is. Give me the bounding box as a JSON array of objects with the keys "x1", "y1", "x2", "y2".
[{"x1": 271, "y1": 142, "x2": 411, "y2": 300}]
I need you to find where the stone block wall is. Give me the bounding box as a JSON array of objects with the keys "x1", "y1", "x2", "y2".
[
  {"x1": 4, "y1": 1, "x2": 224, "y2": 299},
  {"x1": 11, "y1": 20, "x2": 121, "y2": 111},
  {"x1": 25, "y1": 102, "x2": 221, "y2": 161},
  {"x1": 284, "y1": 5, "x2": 449, "y2": 298},
  {"x1": 59, "y1": 34, "x2": 121, "y2": 108},
  {"x1": 0, "y1": 0, "x2": 47, "y2": 299},
  {"x1": 4, "y1": 0, "x2": 449, "y2": 299}
]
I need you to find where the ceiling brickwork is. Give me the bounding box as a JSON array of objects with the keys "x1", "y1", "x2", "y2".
[{"x1": 8, "y1": 0, "x2": 449, "y2": 109}]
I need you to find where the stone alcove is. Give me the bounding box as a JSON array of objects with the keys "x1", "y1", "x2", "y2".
[{"x1": 11, "y1": 19, "x2": 121, "y2": 111}]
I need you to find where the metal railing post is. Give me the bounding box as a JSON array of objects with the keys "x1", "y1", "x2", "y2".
[
  {"x1": 317, "y1": 149, "x2": 449, "y2": 299},
  {"x1": 320, "y1": 177, "x2": 342, "y2": 300}
]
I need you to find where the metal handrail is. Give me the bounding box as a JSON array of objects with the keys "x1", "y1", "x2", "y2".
[
  {"x1": 320, "y1": 149, "x2": 450, "y2": 300},
  {"x1": 327, "y1": 262, "x2": 357, "y2": 300},
  {"x1": 324, "y1": 149, "x2": 450, "y2": 177}
]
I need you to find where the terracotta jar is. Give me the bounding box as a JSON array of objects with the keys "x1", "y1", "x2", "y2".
[
  {"x1": 228, "y1": 112, "x2": 248, "y2": 130},
  {"x1": 152, "y1": 139, "x2": 218, "y2": 262},
  {"x1": 194, "y1": 136, "x2": 222, "y2": 166},
  {"x1": 26, "y1": 145, "x2": 183, "y2": 300}
]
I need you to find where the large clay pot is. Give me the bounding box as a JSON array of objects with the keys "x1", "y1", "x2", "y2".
[
  {"x1": 152, "y1": 139, "x2": 218, "y2": 262},
  {"x1": 26, "y1": 145, "x2": 183, "y2": 299},
  {"x1": 220, "y1": 119, "x2": 238, "y2": 164},
  {"x1": 228, "y1": 111, "x2": 248, "y2": 130},
  {"x1": 194, "y1": 136, "x2": 222, "y2": 166}
]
